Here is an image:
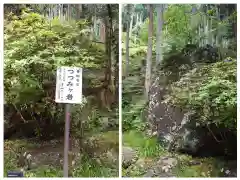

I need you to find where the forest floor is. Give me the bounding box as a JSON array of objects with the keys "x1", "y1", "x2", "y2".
[
  {"x1": 122, "y1": 131, "x2": 237, "y2": 177},
  {"x1": 4, "y1": 131, "x2": 119, "y2": 177}
]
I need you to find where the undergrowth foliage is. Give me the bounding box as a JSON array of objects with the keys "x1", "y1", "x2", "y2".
[
  {"x1": 165, "y1": 59, "x2": 236, "y2": 130},
  {"x1": 122, "y1": 58, "x2": 147, "y2": 131},
  {"x1": 122, "y1": 97, "x2": 146, "y2": 131},
  {"x1": 4, "y1": 12, "x2": 105, "y2": 125}
]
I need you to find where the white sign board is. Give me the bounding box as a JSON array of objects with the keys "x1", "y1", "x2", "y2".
[{"x1": 55, "y1": 66, "x2": 82, "y2": 104}]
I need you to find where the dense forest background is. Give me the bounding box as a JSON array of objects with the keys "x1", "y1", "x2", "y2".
[
  {"x1": 4, "y1": 4, "x2": 119, "y2": 177},
  {"x1": 122, "y1": 4, "x2": 237, "y2": 177}
]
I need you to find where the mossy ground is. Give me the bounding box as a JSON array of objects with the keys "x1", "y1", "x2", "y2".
[
  {"x1": 122, "y1": 130, "x2": 227, "y2": 177},
  {"x1": 123, "y1": 130, "x2": 165, "y2": 158},
  {"x1": 4, "y1": 131, "x2": 119, "y2": 177},
  {"x1": 173, "y1": 154, "x2": 225, "y2": 177}
]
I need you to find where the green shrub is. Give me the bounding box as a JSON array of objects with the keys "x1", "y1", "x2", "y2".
[
  {"x1": 4, "y1": 12, "x2": 105, "y2": 126},
  {"x1": 165, "y1": 59, "x2": 236, "y2": 130},
  {"x1": 122, "y1": 97, "x2": 147, "y2": 131}
]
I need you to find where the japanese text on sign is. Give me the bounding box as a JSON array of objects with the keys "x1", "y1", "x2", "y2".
[{"x1": 55, "y1": 67, "x2": 82, "y2": 104}]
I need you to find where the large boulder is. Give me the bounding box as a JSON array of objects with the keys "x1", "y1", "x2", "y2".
[
  {"x1": 147, "y1": 50, "x2": 236, "y2": 159},
  {"x1": 148, "y1": 76, "x2": 181, "y2": 144},
  {"x1": 147, "y1": 77, "x2": 236, "y2": 158}
]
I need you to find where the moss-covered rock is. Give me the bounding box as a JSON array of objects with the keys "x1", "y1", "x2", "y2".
[{"x1": 165, "y1": 59, "x2": 237, "y2": 130}]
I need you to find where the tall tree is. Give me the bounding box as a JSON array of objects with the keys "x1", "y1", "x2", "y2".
[
  {"x1": 123, "y1": 4, "x2": 134, "y2": 77},
  {"x1": 145, "y1": 4, "x2": 153, "y2": 99},
  {"x1": 156, "y1": 4, "x2": 164, "y2": 65},
  {"x1": 125, "y1": 9, "x2": 130, "y2": 77}
]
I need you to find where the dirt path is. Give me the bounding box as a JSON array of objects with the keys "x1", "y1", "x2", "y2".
[{"x1": 4, "y1": 131, "x2": 119, "y2": 177}]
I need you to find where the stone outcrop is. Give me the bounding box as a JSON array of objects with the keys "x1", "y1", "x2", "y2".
[{"x1": 147, "y1": 45, "x2": 236, "y2": 158}]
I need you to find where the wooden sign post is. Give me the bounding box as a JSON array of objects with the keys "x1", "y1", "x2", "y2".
[{"x1": 55, "y1": 67, "x2": 82, "y2": 177}]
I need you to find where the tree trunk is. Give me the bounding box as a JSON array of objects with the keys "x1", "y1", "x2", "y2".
[
  {"x1": 103, "y1": 5, "x2": 113, "y2": 86},
  {"x1": 129, "y1": 13, "x2": 134, "y2": 37},
  {"x1": 125, "y1": 21, "x2": 130, "y2": 77},
  {"x1": 67, "y1": 5, "x2": 70, "y2": 21},
  {"x1": 76, "y1": 4, "x2": 82, "y2": 19},
  {"x1": 113, "y1": 28, "x2": 119, "y2": 104},
  {"x1": 134, "y1": 13, "x2": 139, "y2": 43},
  {"x1": 215, "y1": 5, "x2": 220, "y2": 46},
  {"x1": 156, "y1": 4, "x2": 164, "y2": 65},
  {"x1": 145, "y1": 4, "x2": 153, "y2": 100}
]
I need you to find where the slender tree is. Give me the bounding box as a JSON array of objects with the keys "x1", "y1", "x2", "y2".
[
  {"x1": 156, "y1": 4, "x2": 164, "y2": 65},
  {"x1": 144, "y1": 4, "x2": 153, "y2": 99}
]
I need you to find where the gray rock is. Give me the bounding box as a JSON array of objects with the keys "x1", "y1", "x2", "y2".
[
  {"x1": 143, "y1": 169, "x2": 155, "y2": 177},
  {"x1": 157, "y1": 156, "x2": 178, "y2": 168},
  {"x1": 142, "y1": 156, "x2": 178, "y2": 177},
  {"x1": 122, "y1": 146, "x2": 138, "y2": 169},
  {"x1": 147, "y1": 77, "x2": 185, "y2": 147}
]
